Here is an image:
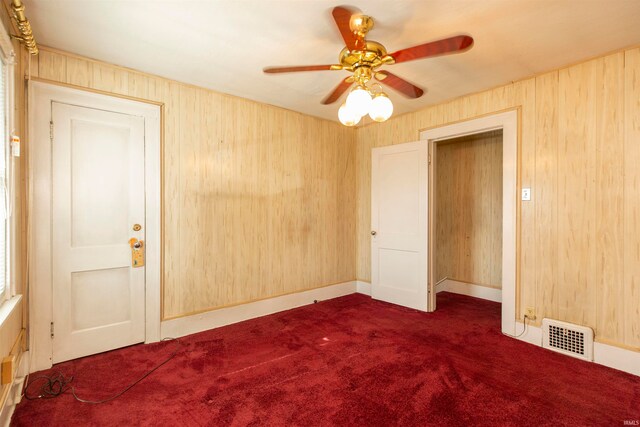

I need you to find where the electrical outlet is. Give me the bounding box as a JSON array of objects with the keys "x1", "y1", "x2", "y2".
[{"x1": 525, "y1": 307, "x2": 536, "y2": 320}]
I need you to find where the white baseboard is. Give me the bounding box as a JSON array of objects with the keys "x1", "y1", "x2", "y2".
[
  {"x1": 356, "y1": 281, "x2": 371, "y2": 296},
  {"x1": 436, "y1": 279, "x2": 502, "y2": 303},
  {"x1": 593, "y1": 341, "x2": 640, "y2": 376},
  {"x1": 513, "y1": 320, "x2": 543, "y2": 347},
  {"x1": 0, "y1": 350, "x2": 29, "y2": 427},
  {"x1": 161, "y1": 281, "x2": 357, "y2": 339},
  {"x1": 514, "y1": 322, "x2": 640, "y2": 377}
]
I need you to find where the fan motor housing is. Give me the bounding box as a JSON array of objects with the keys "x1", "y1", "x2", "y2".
[{"x1": 339, "y1": 40, "x2": 387, "y2": 69}]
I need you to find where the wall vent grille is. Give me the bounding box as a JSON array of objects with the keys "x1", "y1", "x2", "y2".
[{"x1": 542, "y1": 318, "x2": 593, "y2": 361}]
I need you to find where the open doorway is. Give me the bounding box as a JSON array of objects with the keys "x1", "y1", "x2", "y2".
[
  {"x1": 432, "y1": 130, "x2": 503, "y2": 308},
  {"x1": 421, "y1": 110, "x2": 518, "y2": 335}
]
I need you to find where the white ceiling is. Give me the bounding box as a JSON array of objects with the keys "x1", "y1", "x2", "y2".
[{"x1": 27, "y1": 0, "x2": 640, "y2": 122}]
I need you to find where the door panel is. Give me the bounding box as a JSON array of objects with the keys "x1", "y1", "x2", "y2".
[
  {"x1": 378, "y1": 249, "x2": 422, "y2": 291},
  {"x1": 371, "y1": 141, "x2": 429, "y2": 311},
  {"x1": 378, "y1": 152, "x2": 421, "y2": 236},
  {"x1": 70, "y1": 267, "x2": 131, "y2": 330},
  {"x1": 52, "y1": 102, "x2": 146, "y2": 363},
  {"x1": 71, "y1": 121, "x2": 131, "y2": 247}
]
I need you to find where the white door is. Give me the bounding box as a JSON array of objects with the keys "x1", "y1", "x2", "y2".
[
  {"x1": 371, "y1": 141, "x2": 429, "y2": 311},
  {"x1": 51, "y1": 102, "x2": 146, "y2": 363}
]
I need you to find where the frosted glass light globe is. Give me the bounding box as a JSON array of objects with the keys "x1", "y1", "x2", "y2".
[
  {"x1": 368, "y1": 93, "x2": 393, "y2": 122},
  {"x1": 338, "y1": 103, "x2": 361, "y2": 126},
  {"x1": 346, "y1": 86, "x2": 372, "y2": 118}
]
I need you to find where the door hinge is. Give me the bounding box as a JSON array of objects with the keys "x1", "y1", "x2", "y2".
[
  {"x1": 428, "y1": 154, "x2": 431, "y2": 165},
  {"x1": 50, "y1": 321, "x2": 54, "y2": 339},
  {"x1": 49, "y1": 121, "x2": 53, "y2": 141}
]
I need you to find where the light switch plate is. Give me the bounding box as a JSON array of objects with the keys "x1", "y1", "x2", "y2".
[
  {"x1": 10, "y1": 135, "x2": 20, "y2": 157},
  {"x1": 522, "y1": 188, "x2": 531, "y2": 201}
]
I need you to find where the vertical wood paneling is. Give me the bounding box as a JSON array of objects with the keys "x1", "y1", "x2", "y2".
[
  {"x1": 490, "y1": 132, "x2": 503, "y2": 286},
  {"x1": 595, "y1": 53, "x2": 624, "y2": 342},
  {"x1": 515, "y1": 79, "x2": 537, "y2": 318},
  {"x1": 458, "y1": 143, "x2": 472, "y2": 279},
  {"x1": 127, "y1": 72, "x2": 149, "y2": 99},
  {"x1": 162, "y1": 82, "x2": 182, "y2": 317},
  {"x1": 91, "y1": 63, "x2": 117, "y2": 93},
  {"x1": 266, "y1": 107, "x2": 284, "y2": 295},
  {"x1": 534, "y1": 71, "x2": 559, "y2": 322},
  {"x1": 37, "y1": 49, "x2": 66, "y2": 81},
  {"x1": 112, "y1": 68, "x2": 129, "y2": 95},
  {"x1": 337, "y1": 123, "x2": 356, "y2": 282},
  {"x1": 65, "y1": 56, "x2": 92, "y2": 87},
  {"x1": 201, "y1": 90, "x2": 219, "y2": 306},
  {"x1": 624, "y1": 48, "x2": 640, "y2": 347},
  {"x1": 178, "y1": 85, "x2": 198, "y2": 313},
  {"x1": 435, "y1": 143, "x2": 451, "y2": 281},
  {"x1": 557, "y1": 61, "x2": 597, "y2": 327},
  {"x1": 478, "y1": 138, "x2": 492, "y2": 282},
  {"x1": 355, "y1": 125, "x2": 374, "y2": 280},
  {"x1": 435, "y1": 132, "x2": 503, "y2": 288}
]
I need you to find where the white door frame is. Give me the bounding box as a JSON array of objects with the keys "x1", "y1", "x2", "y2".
[
  {"x1": 29, "y1": 81, "x2": 161, "y2": 372},
  {"x1": 420, "y1": 110, "x2": 518, "y2": 335}
]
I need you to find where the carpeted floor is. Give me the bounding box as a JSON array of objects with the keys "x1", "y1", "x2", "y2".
[{"x1": 12, "y1": 292, "x2": 640, "y2": 426}]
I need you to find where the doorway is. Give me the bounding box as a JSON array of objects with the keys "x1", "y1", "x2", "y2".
[
  {"x1": 29, "y1": 81, "x2": 161, "y2": 371},
  {"x1": 431, "y1": 130, "x2": 503, "y2": 307},
  {"x1": 421, "y1": 110, "x2": 518, "y2": 335}
]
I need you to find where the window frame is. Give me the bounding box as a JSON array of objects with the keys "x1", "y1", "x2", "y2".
[{"x1": 0, "y1": 18, "x2": 16, "y2": 304}]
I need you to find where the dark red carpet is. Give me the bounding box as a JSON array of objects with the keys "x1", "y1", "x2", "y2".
[{"x1": 12, "y1": 292, "x2": 640, "y2": 426}]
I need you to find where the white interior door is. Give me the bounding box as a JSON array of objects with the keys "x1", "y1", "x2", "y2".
[
  {"x1": 51, "y1": 102, "x2": 146, "y2": 363},
  {"x1": 371, "y1": 141, "x2": 429, "y2": 311}
]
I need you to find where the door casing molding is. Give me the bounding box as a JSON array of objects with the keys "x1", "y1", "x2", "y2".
[
  {"x1": 420, "y1": 110, "x2": 518, "y2": 335},
  {"x1": 29, "y1": 81, "x2": 161, "y2": 372}
]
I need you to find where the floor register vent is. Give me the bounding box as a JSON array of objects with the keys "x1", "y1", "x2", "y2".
[{"x1": 542, "y1": 318, "x2": 593, "y2": 361}]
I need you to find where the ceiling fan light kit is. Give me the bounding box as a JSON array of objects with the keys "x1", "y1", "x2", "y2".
[
  {"x1": 338, "y1": 84, "x2": 393, "y2": 126},
  {"x1": 369, "y1": 93, "x2": 393, "y2": 122},
  {"x1": 264, "y1": 6, "x2": 474, "y2": 127},
  {"x1": 338, "y1": 102, "x2": 361, "y2": 126},
  {"x1": 346, "y1": 85, "x2": 372, "y2": 115}
]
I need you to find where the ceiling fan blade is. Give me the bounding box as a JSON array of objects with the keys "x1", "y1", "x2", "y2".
[
  {"x1": 322, "y1": 77, "x2": 353, "y2": 105},
  {"x1": 264, "y1": 65, "x2": 341, "y2": 73},
  {"x1": 388, "y1": 35, "x2": 474, "y2": 64},
  {"x1": 375, "y1": 71, "x2": 424, "y2": 98},
  {"x1": 332, "y1": 6, "x2": 364, "y2": 51}
]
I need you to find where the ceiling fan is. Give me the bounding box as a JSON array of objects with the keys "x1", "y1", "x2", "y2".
[{"x1": 263, "y1": 6, "x2": 474, "y2": 126}]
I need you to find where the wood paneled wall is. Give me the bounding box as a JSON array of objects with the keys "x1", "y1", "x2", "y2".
[
  {"x1": 356, "y1": 47, "x2": 640, "y2": 351},
  {"x1": 31, "y1": 47, "x2": 356, "y2": 319},
  {"x1": 435, "y1": 131, "x2": 502, "y2": 288}
]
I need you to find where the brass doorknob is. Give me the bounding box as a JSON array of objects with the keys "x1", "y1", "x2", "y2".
[
  {"x1": 371, "y1": 230, "x2": 377, "y2": 236},
  {"x1": 133, "y1": 224, "x2": 142, "y2": 231}
]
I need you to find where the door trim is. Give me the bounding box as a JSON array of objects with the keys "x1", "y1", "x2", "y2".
[
  {"x1": 420, "y1": 110, "x2": 518, "y2": 336},
  {"x1": 29, "y1": 81, "x2": 161, "y2": 372}
]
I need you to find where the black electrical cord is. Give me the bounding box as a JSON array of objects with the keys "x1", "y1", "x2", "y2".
[
  {"x1": 22, "y1": 371, "x2": 72, "y2": 400},
  {"x1": 23, "y1": 337, "x2": 182, "y2": 404}
]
